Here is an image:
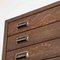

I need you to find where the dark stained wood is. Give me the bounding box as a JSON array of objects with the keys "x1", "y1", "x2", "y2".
[
  {"x1": 6, "y1": 38, "x2": 60, "y2": 60},
  {"x1": 8, "y1": 5, "x2": 60, "y2": 36},
  {"x1": 7, "y1": 21, "x2": 60, "y2": 51}
]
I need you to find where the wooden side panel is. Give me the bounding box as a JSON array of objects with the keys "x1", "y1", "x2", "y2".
[{"x1": 2, "y1": 21, "x2": 8, "y2": 60}]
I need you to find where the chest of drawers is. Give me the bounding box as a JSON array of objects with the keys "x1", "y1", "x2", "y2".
[{"x1": 2, "y1": 1, "x2": 60, "y2": 60}]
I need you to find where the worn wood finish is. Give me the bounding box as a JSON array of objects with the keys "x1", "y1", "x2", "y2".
[
  {"x1": 6, "y1": 38, "x2": 60, "y2": 60},
  {"x1": 8, "y1": 5, "x2": 60, "y2": 36},
  {"x1": 7, "y1": 21, "x2": 60, "y2": 51},
  {"x1": 45, "y1": 56, "x2": 60, "y2": 60},
  {"x1": 2, "y1": 1, "x2": 60, "y2": 60},
  {"x1": 6, "y1": 1, "x2": 60, "y2": 23}
]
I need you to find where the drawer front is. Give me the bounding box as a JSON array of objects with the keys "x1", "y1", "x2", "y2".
[
  {"x1": 7, "y1": 21, "x2": 60, "y2": 51},
  {"x1": 6, "y1": 38, "x2": 60, "y2": 60},
  {"x1": 8, "y1": 6, "x2": 60, "y2": 36},
  {"x1": 46, "y1": 57, "x2": 60, "y2": 60}
]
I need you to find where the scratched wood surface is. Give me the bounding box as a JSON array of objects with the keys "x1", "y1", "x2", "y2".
[
  {"x1": 8, "y1": 3, "x2": 60, "y2": 36},
  {"x1": 7, "y1": 21, "x2": 60, "y2": 51},
  {"x1": 2, "y1": 1, "x2": 60, "y2": 60},
  {"x1": 6, "y1": 38, "x2": 60, "y2": 60}
]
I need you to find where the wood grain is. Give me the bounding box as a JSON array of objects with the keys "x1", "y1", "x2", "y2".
[
  {"x1": 45, "y1": 56, "x2": 60, "y2": 60},
  {"x1": 8, "y1": 5, "x2": 60, "y2": 36},
  {"x1": 7, "y1": 21, "x2": 60, "y2": 51},
  {"x1": 2, "y1": 1, "x2": 60, "y2": 60},
  {"x1": 6, "y1": 38, "x2": 60, "y2": 60},
  {"x1": 6, "y1": 1, "x2": 60, "y2": 23}
]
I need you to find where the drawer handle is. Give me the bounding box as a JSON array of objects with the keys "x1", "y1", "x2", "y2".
[
  {"x1": 16, "y1": 36, "x2": 29, "y2": 44},
  {"x1": 15, "y1": 51, "x2": 29, "y2": 60},
  {"x1": 17, "y1": 21, "x2": 29, "y2": 29}
]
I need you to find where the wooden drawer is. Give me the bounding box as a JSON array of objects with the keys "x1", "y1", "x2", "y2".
[
  {"x1": 8, "y1": 5, "x2": 60, "y2": 36},
  {"x1": 7, "y1": 21, "x2": 60, "y2": 51},
  {"x1": 6, "y1": 38, "x2": 60, "y2": 60},
  {"x1": 46, "y1": 57, "x2": 60, "y2": 60},
  {"x1": 2, "y1": 1, "x2": 60, "y2": 60}
]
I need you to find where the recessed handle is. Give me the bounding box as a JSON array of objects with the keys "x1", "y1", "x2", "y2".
[
  {"x1": 15, "y1": 51, "x2": 29, "y2": 60},
  {"x1": 16, "y1": 35, "x2": 29, "y2": 44},
  {"x1": 17, "y1": 21, "x2": 29, "y2": 29}
]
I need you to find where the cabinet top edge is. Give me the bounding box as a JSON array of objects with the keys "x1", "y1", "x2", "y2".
[{"x1": 5, "y1": 1, "x2": 60, "y2": 23}]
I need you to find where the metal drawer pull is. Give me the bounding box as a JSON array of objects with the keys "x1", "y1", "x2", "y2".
[
  {"x1": 16, "y1": 51, "x2": 29, "y2": 60},
  {"x1": 16, "y1": 36, "x2": 29, "y2": 44},
  {"x1": 17, "y1": 21, "x2": 29, "y2": 29}
]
